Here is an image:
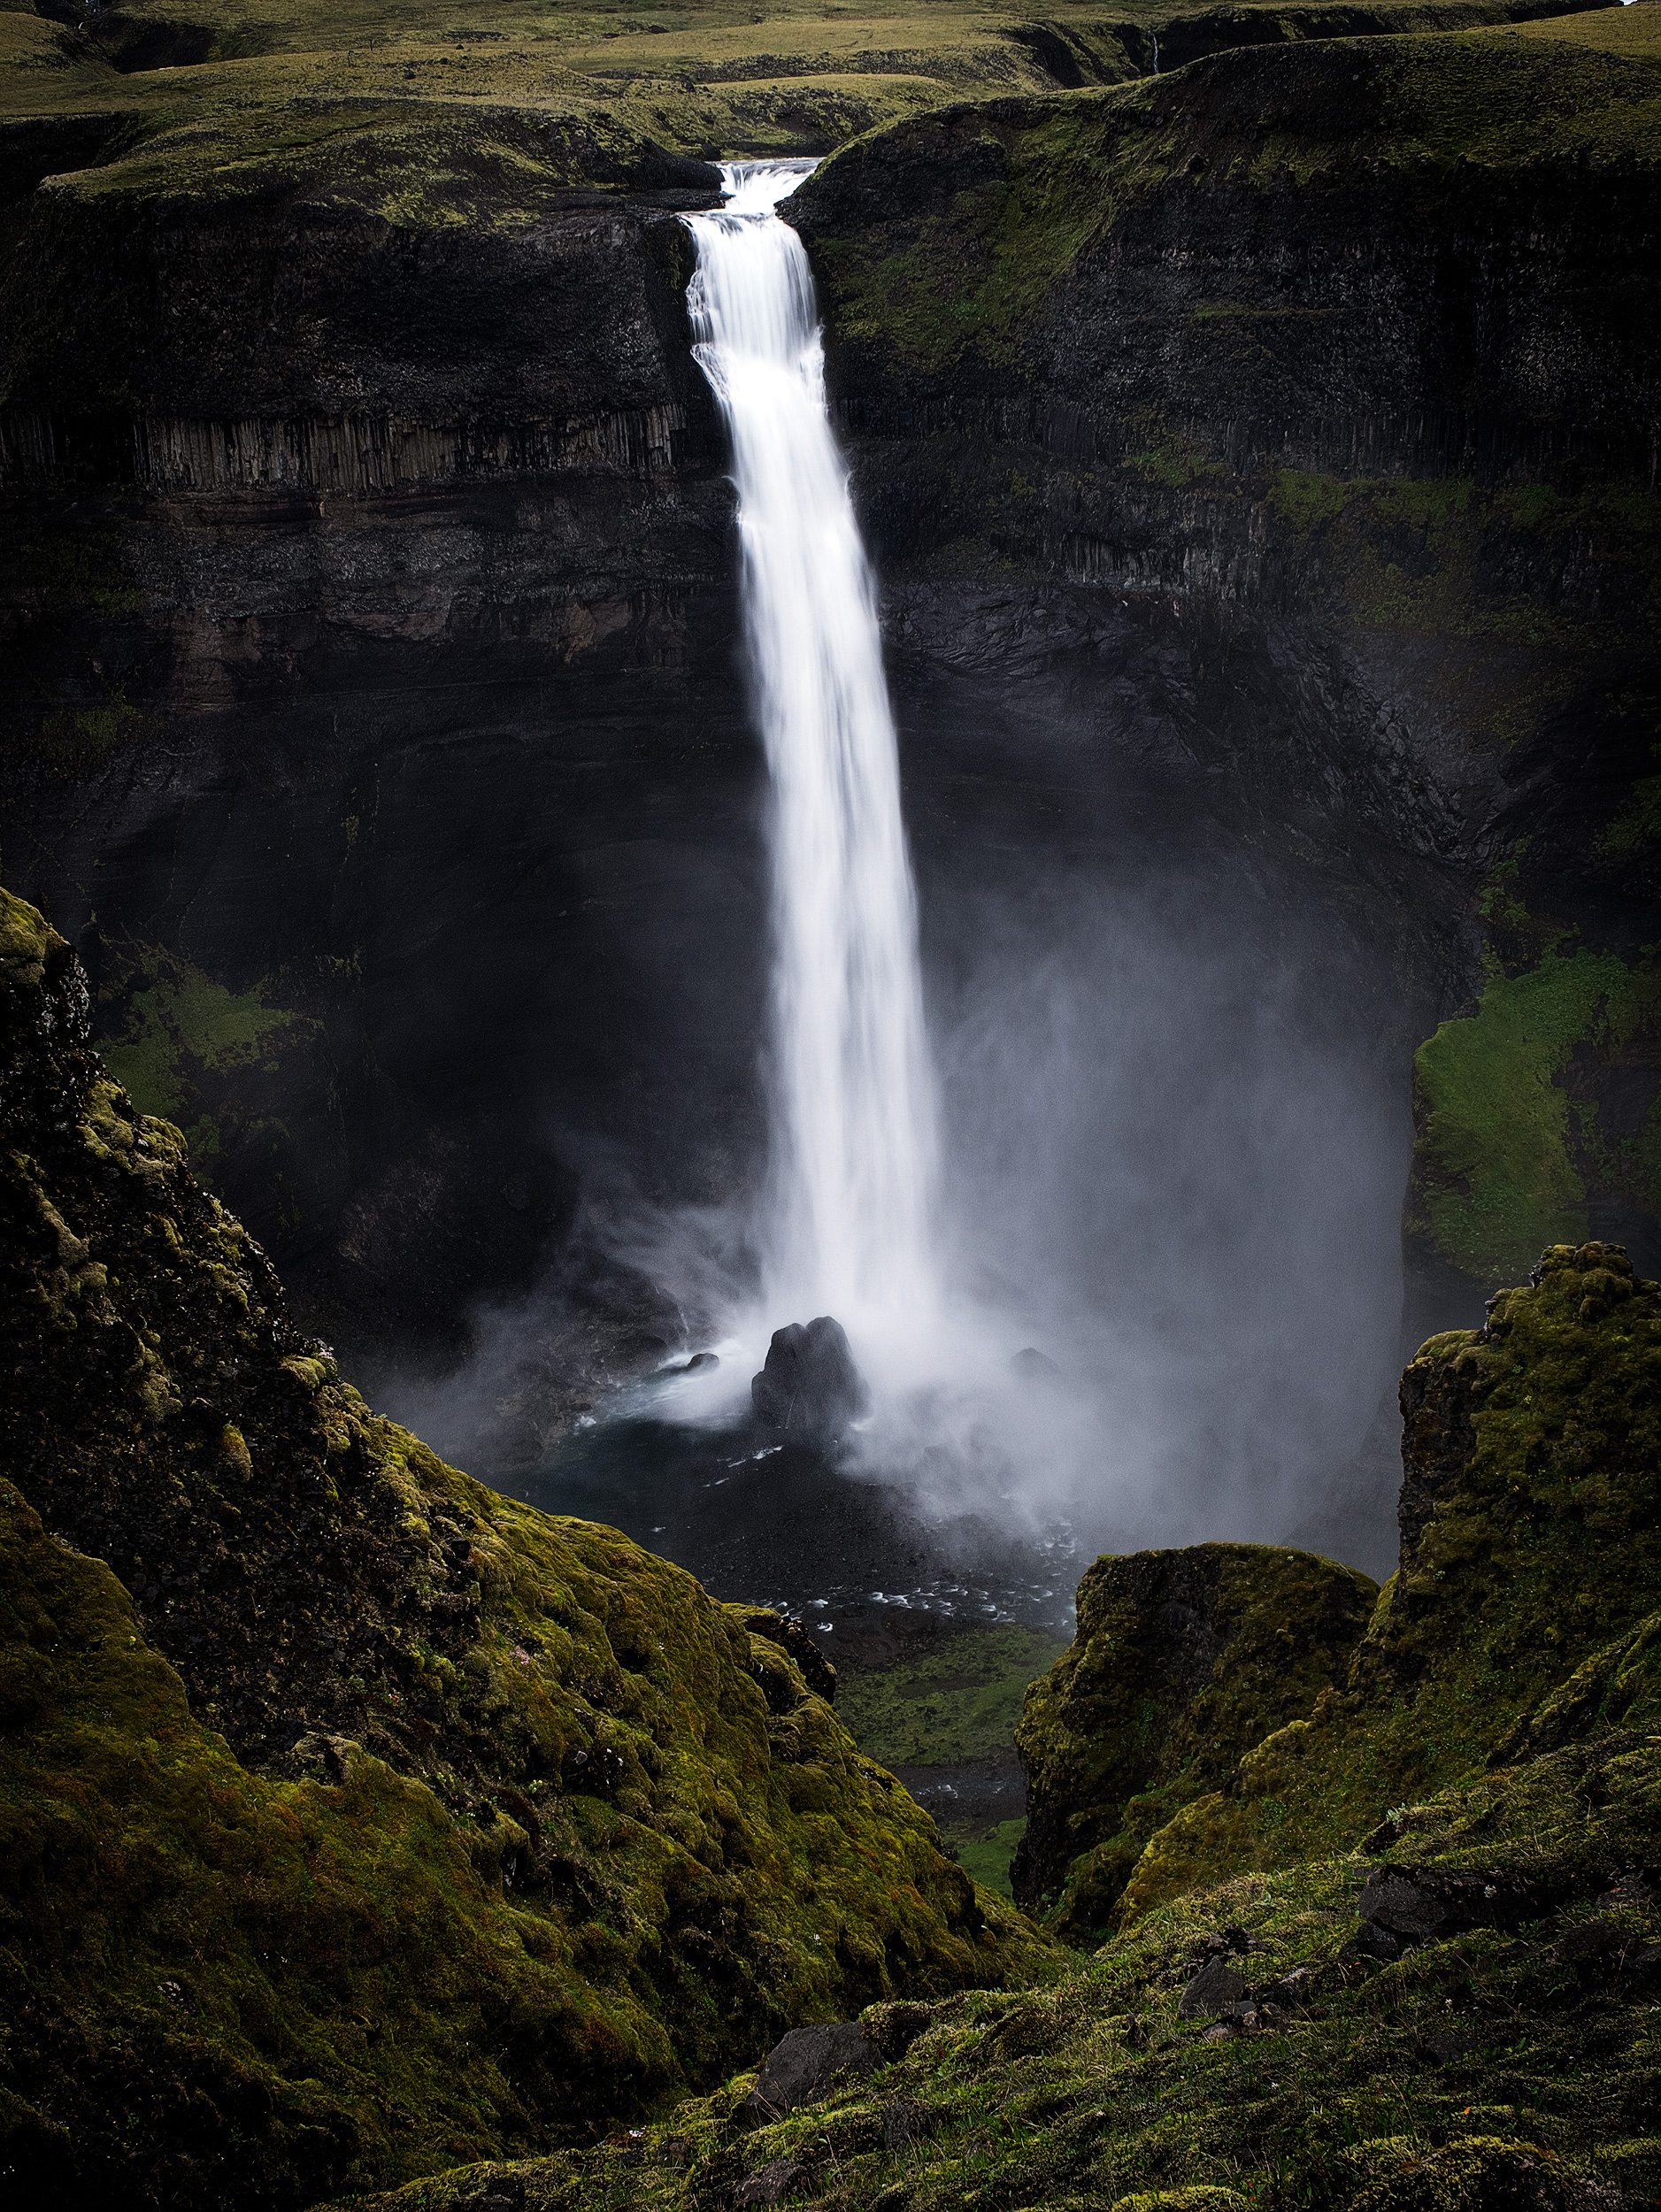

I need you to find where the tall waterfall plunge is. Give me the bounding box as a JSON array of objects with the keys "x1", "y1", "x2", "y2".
[{"x1": 685, "y1": 163, "x2": 942, "y2": 1344}]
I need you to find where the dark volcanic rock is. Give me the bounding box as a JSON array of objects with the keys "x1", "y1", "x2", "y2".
[
  {"x1": 1178, "y1": 1959, "x2": 1249, "y2": 2018},
  {"x1": 1357, "y1": 1865, "x2": 1549, "y2": 1940},
  {"x1": 750, "y1": 1316, "x2": 872, "y2": 1436},
  {"x1": 742, "y1": 2021, "x2": 886, "y2": 2122},
  {"x1": 734, "y1": 2161, "x2": 804, "y2": 2208}
]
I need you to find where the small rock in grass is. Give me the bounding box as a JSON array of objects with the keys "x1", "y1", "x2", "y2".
[
  {"x1": 1356, "y1": 1864, "x2": 1546, "y2": 1939},
  {"x1": 1180, "y1": 1958, "x2": 1249, "y2": 2017},
  {"x1": 1421, "y1": 2029, "x2": 1480, "y2": 2062},
  {"x1": 1596, "y1": 1868, "x2": 1657, "y2": 1911},
  {"x1": 734, "y1": 2158, "x2": 804, "y2": 2206},
  {"x1": 746, "y1": 2021, "x2": 884, "y2": 2120},
  {"x1": 881, "y1": 2098, "x2": 932, "y2": 2150},
  {"x1": 1552, "y1": 1916, "x2": 1625, "y2": 1965},
  {"x1": 1343, "y1": 1919, "x2": 1406, "y2": 1962},
  {"x1": 1256, "y1": 1966, "x2": 1313, "y2": 2008}
]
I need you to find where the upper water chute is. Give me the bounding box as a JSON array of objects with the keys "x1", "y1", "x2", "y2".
[{"x1": 684, "y1": 162, "x2": 942, "y2": 1341}]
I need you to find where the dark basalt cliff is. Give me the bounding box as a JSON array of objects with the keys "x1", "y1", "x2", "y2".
[
  {"x1": 790, "y1": 12, "x2": 1661, "y2": 1337},
  {"x1": 3, "y1": 0, "x2": 1655, "y2": 1438},
  {"x1": 0, "y1": 885, "x2": 1056, "y2": 2206}
]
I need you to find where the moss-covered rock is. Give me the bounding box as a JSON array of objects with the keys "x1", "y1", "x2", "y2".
[
  {"x1": 318, "y1": 1710, "x2": 1661, "y2": 2212},
  {"x1": 0, "y1": 885, "x2": 1060, "y2": 2206},
  {"x1": 1115, "y1": 1239, "x2": 1661, "y2": 1916},
  {"x1": 1011, "y1": 1544, "x2": 1378, "y2": 1940}
]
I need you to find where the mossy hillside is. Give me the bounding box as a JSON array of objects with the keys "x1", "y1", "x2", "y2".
[
  {"x1": 1011, "y1": 1547, "x2": 1378, "y2": 1943},
  {"x1": 1115, "y1": 1240, "x2": 1661, "y2": 1916},
  {"x1": 0, "y1": 883, "x2": 1062, "y2": 2203},
  {"x1": 0, "y1": 1471, "x2": 690, "y2": 2203},
  {"x1": 1409, "y1": 949, "x2": 1661, "y2": 1293},
  {"x1": 328, "y1": 1717, "x2": 1661, "y2": 2212}
]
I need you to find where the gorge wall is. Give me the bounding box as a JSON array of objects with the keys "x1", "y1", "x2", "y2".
[{"x1": 3, "y1": 0, "x2": 1658, "y2": 1565}]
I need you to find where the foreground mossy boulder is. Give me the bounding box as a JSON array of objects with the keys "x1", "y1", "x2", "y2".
[
  {"x1": 1119, "y1": 1239, "x2": 1661, "y2": 1916},
  {"x1": 1011, "y1": 1544, "x2": 1377, "y2": 1940},
  {"x1": 0, "y1": 882, "x2": 1059, "y2": 2207}
]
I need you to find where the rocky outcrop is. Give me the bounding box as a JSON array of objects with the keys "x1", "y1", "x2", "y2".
[
  {"x1": 1117, "y1": 1240, "x2": 1661, "y2": 1916},
  {"x1": 1011, "y1": 1542, "x2": 1377, "y2": 1939},
  {"x1": 750, "y1": 1316, "x2": 872, "y2": 1437},
  {"x1": 0, "y1": 886, "x2": 1059, "y2": 2207}
]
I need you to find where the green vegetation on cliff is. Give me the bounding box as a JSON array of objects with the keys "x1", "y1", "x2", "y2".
[
  {"x1": 329, "y1": 1694, "x2": 1661, "y2": 2212},
  {"x1": 1409, "y1": 951, "x2": 1661, "y2": 1290},
  {"x1": 1117, "y1": 1240, "x2": 1661, "y2": 1914},
  {"x1": 1012, "y1": 1546, "x2": 1378, "y2": 1941},
  {"x1": 0, "y1": 884, "x2": 1059, "y2": 2206}
]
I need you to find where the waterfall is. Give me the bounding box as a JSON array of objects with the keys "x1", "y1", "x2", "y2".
[{"x1": 684, "y1": 161, "x2": 941, "y2": 1340}]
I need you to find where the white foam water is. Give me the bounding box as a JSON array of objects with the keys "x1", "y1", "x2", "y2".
[{"x1": 684, "y1": 162, "x2": 942, "y2": 1345}]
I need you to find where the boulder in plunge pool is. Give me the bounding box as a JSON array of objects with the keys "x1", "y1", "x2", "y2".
[{"x1": 751, "y1": 1316, "x2": 872, "y2": 1436}]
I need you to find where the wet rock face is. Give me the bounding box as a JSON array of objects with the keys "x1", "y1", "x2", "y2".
[
  {"x1": 751, "y1": 1316, "x2": 872, "y2": 1437},
  {"x1": 1011, "y1": 1541, "x2": 1378, "y2": 1938}
]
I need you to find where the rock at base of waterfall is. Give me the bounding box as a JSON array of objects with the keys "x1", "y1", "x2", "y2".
[
  {"x1": 1011, "y1": 1346, "x2": 1062, "y2": 1379},
  {"x1": 751, "y1": 1316, "x2": 871, "y2": 1435}
]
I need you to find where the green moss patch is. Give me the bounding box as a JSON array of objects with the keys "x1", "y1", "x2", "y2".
[{"x1": 1410, "y1": 950, "x2": 1661, "y2": 1291}]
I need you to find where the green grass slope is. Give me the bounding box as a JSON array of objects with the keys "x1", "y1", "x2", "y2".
[{"x1": 0, "y1": 0, "x2": 1611, "y2": 226}]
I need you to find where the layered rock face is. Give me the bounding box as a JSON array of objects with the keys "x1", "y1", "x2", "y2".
[
  {"x1": 1011, "y1": 1543, "x2": 1377, "y2": 1938},
  {"x1": 1, "y1": 165, "x2": 763, "y2": 1370},
  {"x1": 0, "y1": 886, "x2": 1057, "y2": 2207},
  {"x1": 5, "y1": 0, "x2": 1652, "y2": 1425},
  {"x1": 791, "y1": 10, "x2": 1661, "y2": 1337}
]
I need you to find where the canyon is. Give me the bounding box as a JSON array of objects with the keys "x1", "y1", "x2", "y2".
[{"x1": 3, "y1": 1, "x2": 1661, "y2": 2204}]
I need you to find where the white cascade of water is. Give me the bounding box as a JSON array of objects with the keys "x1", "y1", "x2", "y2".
[{"x1": 684, "y1": 161, "x2": 942, "y2": 1342}]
